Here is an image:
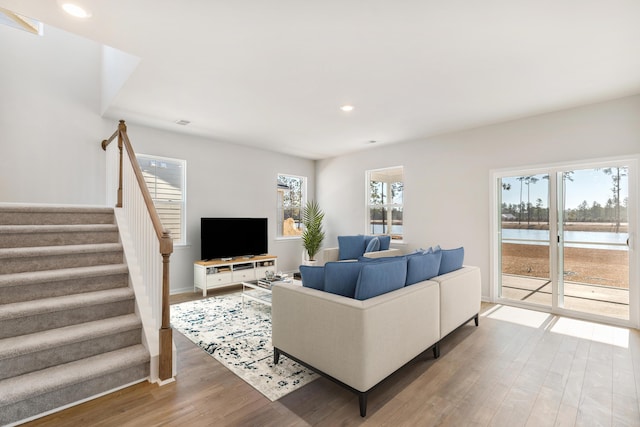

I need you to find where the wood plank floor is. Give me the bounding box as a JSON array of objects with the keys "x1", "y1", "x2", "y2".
[{"x1": 25, "y1": 289, "x2": 640, "y2": 427}]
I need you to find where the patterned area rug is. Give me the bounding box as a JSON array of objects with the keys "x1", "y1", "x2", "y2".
[{"x1": 171, "y1": 292, "x2": 316, "y2": 401}]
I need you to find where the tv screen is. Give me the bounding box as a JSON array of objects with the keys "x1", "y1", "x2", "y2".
[{"x1": 201, "y1": 217, "x2": 268, "y2": 260}]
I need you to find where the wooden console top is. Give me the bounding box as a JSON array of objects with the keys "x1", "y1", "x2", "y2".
[{"x1": 194, "y1": 254, "x2": 277, "y2": 267}]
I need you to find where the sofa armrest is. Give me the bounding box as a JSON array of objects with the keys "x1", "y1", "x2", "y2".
[
  {"x1": 318, "y1": 247, "x2": 339, "y2": 264},
  {"x1": 430, "y1": 265, "x2": 481, "y2": 338},
  {"x1": 272, "y1": 281, "x2": 440, "y2": 392}
]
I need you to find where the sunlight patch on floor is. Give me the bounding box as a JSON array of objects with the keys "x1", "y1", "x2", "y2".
[
  {"x1": 549, "y1": 317, "x2": 629, "y2": 348},
  {"x1": 482, "y1": 304, "x2": 553, "y2": 328}
]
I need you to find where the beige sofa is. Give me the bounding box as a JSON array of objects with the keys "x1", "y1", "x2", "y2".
[{"x1": 272, "y1": 265, "x2": 481, "y2": 417}]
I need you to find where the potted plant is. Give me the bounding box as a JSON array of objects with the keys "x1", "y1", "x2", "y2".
[{"x1": 301, "y1": 200, "x2": 325, "y2": 264}]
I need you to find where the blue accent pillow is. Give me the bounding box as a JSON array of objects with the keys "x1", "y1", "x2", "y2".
[
  {"x1": 377, "y1": 235, "x2": 391, "y2": 250},
  {"x1": 338, "y1": 235, "x2": 366, "y2": 260},
  {"x1": 364, "y1": 236, "x2": 380, "y2": 253},
  {"x1": 406, "y1": 251, "x2": 442, "y2": 285},
  {"x1": 299, "y1": 265, "x2": 325, "y2": 290},
  {"x1": 354, "y1": 258, "x2": 408, "y2": 300},
  {"x1": 438, "y1": 247, "x2": 464, "y2": 275},
  {"x1": 324, "y1": 261, "x2": 364, "y2": 297}
]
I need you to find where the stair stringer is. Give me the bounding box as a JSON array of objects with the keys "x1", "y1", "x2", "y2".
[{"x1": 113, "y1": 208, "x2": 177, "y2": 384}]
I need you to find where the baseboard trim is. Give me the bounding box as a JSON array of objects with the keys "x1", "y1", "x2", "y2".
[
  {"x1": 170, "y1": 286, "x2": 194, "y2": 295},
  {"x1": 7, "y1": 377, "x2": 149, "y2": 427}
]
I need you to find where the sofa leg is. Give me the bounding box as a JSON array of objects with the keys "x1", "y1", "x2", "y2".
[
  {"x1": 359, "y1": 392, "x2": 367, "y2": 417},
  {"x1": 274, "y1": 348, "x2": 280, "y2": 364},
  {"x1": 474, "y1": 314, "x2": 479, "y2": 327},
  {"x1": 433, "y1": 342, "x2": 440, "y2": 359}
]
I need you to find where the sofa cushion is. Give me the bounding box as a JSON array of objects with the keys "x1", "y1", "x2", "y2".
[
  {"x1": 299, "y1": 265, "x2": 325, "y2": 290},
  {"x1": 324, "y1": 261, "x2": 364, "y2": 297},
  {"x1": 377, "y1": 235, "x2": 391, "y2": 250},
  {"x1": 437, "y1": 247, "x2": 464, "y2": 275},
  {"x1": 338, "y1": 235, "x2": 366, "y2": 260},
  {"x1": 354, "y1": 258, "x2": 408, "y2": 300},
  {"x1": 365, "y1": 236, "x2": 380, "y2": 253},
  {"x1": 406, "y1": 250, "x2": 442, "y2": 285}
]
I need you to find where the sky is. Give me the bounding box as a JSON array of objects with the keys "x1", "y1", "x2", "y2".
[{"x1": 501, "y1": 168, "x2": 629, "y2": 210}]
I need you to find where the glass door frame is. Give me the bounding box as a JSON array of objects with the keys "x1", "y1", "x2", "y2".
[{"x1": 490, "y1": 156, "x2": 639, "y2": 328}]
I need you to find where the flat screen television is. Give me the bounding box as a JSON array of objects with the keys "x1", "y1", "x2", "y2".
[{"x1": 200, "y1": 217, "x2": 268, "y2": 260}]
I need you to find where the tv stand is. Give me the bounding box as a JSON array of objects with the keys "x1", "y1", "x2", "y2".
[{"x1": 193, "y1": 255, "x2": 277, "y2": 296}]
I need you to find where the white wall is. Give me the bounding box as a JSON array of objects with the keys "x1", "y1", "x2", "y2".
[
  {"x1": 125, "y1": 124, "x2": 315, "y2": 293},
  {"x1": 0, "y1": 23, "x2": 315, "y2": 294},
  {"x1": 317, "y1": 95, "x2": 640, "y2": 298},
  {"x1": 0, "y1": 25, "x2": 108, "y2": 204}
]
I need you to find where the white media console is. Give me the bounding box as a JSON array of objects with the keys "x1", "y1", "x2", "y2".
[{"x1": 193, "y1": 255, "x2": 277, "y2": 296}]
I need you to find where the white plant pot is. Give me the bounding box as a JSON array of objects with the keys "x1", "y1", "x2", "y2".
[{"x1": 301, "y1": 250, "x2": 319, "y2": 266}]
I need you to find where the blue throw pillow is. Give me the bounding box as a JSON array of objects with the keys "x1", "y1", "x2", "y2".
[
  {"x1": 338, "y1": 235, "x2": 366, "y2": 260},
  {"x1": 324, "y1": 261, "x2": 364, "y2": 297},
  {"x1": 437, "y1": 247, "x2": 464, "y2": 275},
  {"x1": 364, "y1": 236, "x2": 380, "y2": 253},
  {"x1": 299, "y1": 265, "x2": 325, "y2": 290},
  {"x1": 406, "y1": 251, "x2": 442, "y2": 285},
  {"x1": 354, "y1": 258, "x2": 408, "y2": 300},
  {"x1": 377, "y1": 235, "x2": 391, "y2": 250}
]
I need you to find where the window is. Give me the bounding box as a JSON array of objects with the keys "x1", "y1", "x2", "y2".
[
  {"x1": 137, "y1": 154, "x2": 186, "y2": 245},
  {"x1": 277, "y1": 174, "x2": 306, "y2": 238},
  {"x1": 367, "y1": 166, "x2": 404, "y2": 240}
]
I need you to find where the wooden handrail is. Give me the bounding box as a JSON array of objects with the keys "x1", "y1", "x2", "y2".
[
  {"x1": 101, "y1": 120, "x2": 174, "y2": 382},
  {"x1": 119, "y1": 125, "x2": 167, "y2": 241},
  {"x1": 100, "y1": 129, "x2": 118, "y2": 150}
]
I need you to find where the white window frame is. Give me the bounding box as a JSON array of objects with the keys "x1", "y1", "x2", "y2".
[
  {"x1": 366, "y1": 166, "x2": 404, "y2": 241},
  {"x1": 276, "y1": 173, "x2": 307, "y2": 239},
  {"x1": 136, "y1": 153, "x2": 187, "y2": 246}
]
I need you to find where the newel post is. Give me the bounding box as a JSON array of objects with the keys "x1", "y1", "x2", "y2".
[
  {"x1": 158, "y1": 230, "x2": 174, "y2": 381},
  {"x1": 116, "y1": 120, "x2": 126, "y2": 208}
]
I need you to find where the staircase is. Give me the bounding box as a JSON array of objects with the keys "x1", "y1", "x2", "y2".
[{"x1": 0, "y1": 205, "x2": 150, "y2": 426}]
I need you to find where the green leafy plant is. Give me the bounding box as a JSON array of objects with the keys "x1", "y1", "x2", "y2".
[{"x1": 302, "y1": 200, "x2": 325, "y2": 261}]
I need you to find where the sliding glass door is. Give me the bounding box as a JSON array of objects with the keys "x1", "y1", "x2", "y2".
[
  {"x1": 558, "y1": 167, "x2": 630, "y2": 320},
  {"x1": 498, "y1": 173, "x2": 552, "y2": 308},
  {"x1": 495, "y1": 160, "x2": 636, "y2": 325}
]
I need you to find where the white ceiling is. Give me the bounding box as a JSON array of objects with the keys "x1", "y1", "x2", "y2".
[{"x1": 3, "y1": 0, "x2": 640, "y2": 160}]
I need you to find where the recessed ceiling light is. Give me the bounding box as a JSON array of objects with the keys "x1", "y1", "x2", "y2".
[
  {"x1": 175, "y1": 119, "x2": 191, "y2": 126},
  {"x1": 59, "y1": 2, "x2": 92, "y2": 18},
  {"x1": 340, "y1": 105, "x2": 354, "y2": 112}
]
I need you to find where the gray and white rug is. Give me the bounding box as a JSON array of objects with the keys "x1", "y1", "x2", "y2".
[{"x1": 170, "y1": 292, "x2": 317, "y2": 401}]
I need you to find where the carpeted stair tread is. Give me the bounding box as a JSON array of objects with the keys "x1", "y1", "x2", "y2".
[
  {"x1": 0, "y1": 204, "x2": 115, "y2": 226},
  {"x1": 0, "y1": 205, "x2": 113, "y2": 214},
  {"x1": 0, "y1": 264, "x2": 128, "y2": 289},
  {"x1": 0, "y1": 288, "x2": 134, "y2": 321},
  {"x1": 0, "y1": 314, "x2": 141, "y2": 361},
  {"x1": 0, "y1": 243, "x2": 123, "y2": 259},
  {"x1": 0, "y1": 224, "x2": 118, "y2": 234},
  {"x1": 0, "y1": 345, "x2": 150, "y2": 406},
  {"x1": 0, "y1": 224, "x2": 120, "y2": 248}
]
